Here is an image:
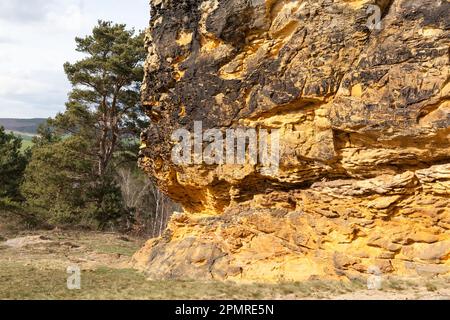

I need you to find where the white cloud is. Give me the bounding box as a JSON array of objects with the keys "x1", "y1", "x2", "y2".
[
  {"x1": 45, "y1": 1, "x2": 84, "y2": 32},
  {"x1": 0, "y1": 0, "x2": 149, "y2": 119},
  {"x1": 0, "y1": 0, "x2": 84, "y2": 28},
  {"x1": 0, "y1": 75, "x2": 48, "y2": 96},
  {"x1": 0, "y1": 0, "x2": 52, "y2": 23}
]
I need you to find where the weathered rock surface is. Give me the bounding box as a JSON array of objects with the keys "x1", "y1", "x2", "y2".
[{"x1": 135, "y1": 0, "x2": 450, "y2": 281}]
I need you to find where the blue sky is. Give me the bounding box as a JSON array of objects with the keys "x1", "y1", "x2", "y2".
[{"x1": 0, "y1": 0, "x2": 149, "y2": 118}]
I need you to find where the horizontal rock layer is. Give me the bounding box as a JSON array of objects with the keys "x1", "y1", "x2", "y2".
[{"x1": 136, "y1": 0, "x2": 450, "y2": 280}]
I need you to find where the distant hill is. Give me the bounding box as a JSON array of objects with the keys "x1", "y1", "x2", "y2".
[{"x1": 0, "y1": 118, "x2": 46, "y2": 135}]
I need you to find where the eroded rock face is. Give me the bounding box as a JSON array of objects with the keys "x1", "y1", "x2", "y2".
[{"x1": 136, "y1": 0, "x2": 450, "y2": 281}]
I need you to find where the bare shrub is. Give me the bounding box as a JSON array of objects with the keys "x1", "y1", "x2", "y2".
[{"x1": 116, "y1": 167, "x2": 180, "y2": 237}]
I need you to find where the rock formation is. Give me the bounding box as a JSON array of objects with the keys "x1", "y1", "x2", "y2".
[{"x1": 134, "y1": 0, "x2": 450, "y2": 281}]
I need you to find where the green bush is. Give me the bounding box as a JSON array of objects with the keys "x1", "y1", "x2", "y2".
[{"x1": 0, "y1": 127, "x2": 29, "y2": 200}]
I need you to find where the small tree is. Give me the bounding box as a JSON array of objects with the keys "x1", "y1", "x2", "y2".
[
  {"x1": 0, "y1": 127, "x2": 29, "y2": 200},
  {"x1": 21, "y1": 135, "x2": 95, "y2": 224}
]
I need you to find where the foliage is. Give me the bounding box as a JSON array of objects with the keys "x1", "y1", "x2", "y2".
[
  {"x1": 0, "y1": 127, "x2": 29, "y2": 200},
  {"x1": 19, "y1": 21, "x2": 178, "y2": 233},
  {"x1": 22, "y1": 136, "x2": 95, "y2": 225},
  {"x1": 116, "y1": 166, "x2": 180, "y2": 236},
  {"x1": 20, "y1": 21, "x2": 176, "y2": 232},
  {"x1": 62, "y1": 20, "x2": 147, "y2": 177}
]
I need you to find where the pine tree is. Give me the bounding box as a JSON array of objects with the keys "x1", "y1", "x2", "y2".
[
  {"x1": 0, "y1": 127, "x2": 29, "y2": 200},
  {"x1": 62, "y1": 20, "x2": 147, "y2": 177},
  {"x1": 21, "y1": 21, "x2": 146, "y2": 227}
]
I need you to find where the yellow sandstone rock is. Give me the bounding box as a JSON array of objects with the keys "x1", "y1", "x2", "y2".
[{"x1": 135, "y1": 0, "x2": 450, "y2": 281}]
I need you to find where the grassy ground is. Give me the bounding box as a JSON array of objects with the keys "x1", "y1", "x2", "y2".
[
  {"x1": 20, "y1": 138, "x2": 34, "y2": 151},
  {"x1": 5, "y1": 131, "x2": 35, "y2": 152},
  {"x1": 17, "y1": 133, "x2": 34, "y2": 152},
  {"x1": 0, "y1": 229, "x2": 449, "y2": 300}
]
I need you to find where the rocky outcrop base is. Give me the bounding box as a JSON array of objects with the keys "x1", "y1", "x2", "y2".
[{"x1": 133, "y1": 165, "x2": 449, "y2": 281}]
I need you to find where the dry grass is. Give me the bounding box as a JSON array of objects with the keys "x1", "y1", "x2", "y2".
[
  {"x1": 0, "y1": 230, "x2": 449, "y2": 300},
  {"x1": 0, "y1": 262, "x2": 372, "y2": 300}
]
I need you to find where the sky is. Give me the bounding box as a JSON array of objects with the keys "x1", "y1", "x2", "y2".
[{"x1": 0, "y1": 0, "x2": 150, "y2": 119}]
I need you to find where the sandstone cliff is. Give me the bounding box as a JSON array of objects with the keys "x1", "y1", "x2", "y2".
[{"x1": 134, "y1": 0, "x2": 450, "y2": 281}]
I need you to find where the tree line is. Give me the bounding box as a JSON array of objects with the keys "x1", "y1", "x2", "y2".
[{"x1": 0, "y1": 21, "x2": 178, "y2": 236}]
